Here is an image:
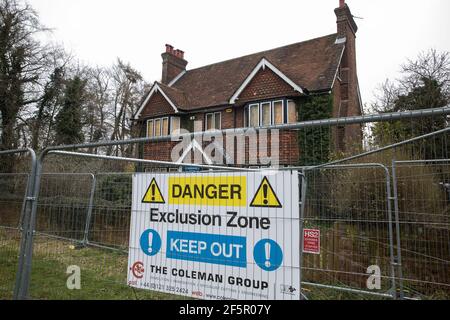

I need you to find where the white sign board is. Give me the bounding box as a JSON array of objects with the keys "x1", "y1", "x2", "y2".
[{"x1": 127, "y1": 171, "x2": 300, "y2": 300}]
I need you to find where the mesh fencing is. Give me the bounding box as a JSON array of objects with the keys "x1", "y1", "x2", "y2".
[
  {"x1": 0, "y1": 173, "x2": 29, "y2": 299},
  {"x1": 392, "y1": 160, "x2": 450, "y2": 299},
  {"x1": 1, "y1": 107, "x2": 449, "y2": 300},
  {"x1": 301, "y1": 165, "x2": 396, "y2": 299},
  {"x1": 29, "y1": 169, "x2": 174, "y2": 300}
]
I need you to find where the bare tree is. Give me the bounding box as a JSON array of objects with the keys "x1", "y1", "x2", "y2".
[
  {"x1": 83, "y1": 66, "x2": 112, "y2": 153},
  {"x1": 372, "y1": 49, "x2": 450, "y2": 113},
  {"x1": 371, "y1": 49, "x2": 450, "y2": 154},
  {"x1": 106, "y1": 59, "x2": 145, "y2": 156},
  {"x1": 400, "y1": 49, "x2": 450, "y2": 99},
  {"x1": 28, "y1": 48, "x2": 72, "y2": 150},
  {"x1": 0, "y1": 0, "x2": 57, "y2": 170}
]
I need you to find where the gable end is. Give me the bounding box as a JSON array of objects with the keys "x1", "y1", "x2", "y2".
[
  {"x1": 229, "y1": 58, "x2": 304, "y2": 104},
  {"x1": 134, "y1": 83, "x2": 179, "y2": 120}
]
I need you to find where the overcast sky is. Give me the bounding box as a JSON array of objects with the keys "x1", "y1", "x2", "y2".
[{"x1": 31, "y1": 0, "x2": 450, "y2": 109}]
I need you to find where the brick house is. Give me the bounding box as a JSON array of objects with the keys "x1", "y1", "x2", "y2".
[{"x1": 134, "y1": 0, "x2": 362, "y2": 167}]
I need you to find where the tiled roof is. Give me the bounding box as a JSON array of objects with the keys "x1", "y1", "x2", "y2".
[
  {"x1": 157, "y1": 82, "x2": 190, "y2": 108},
  {"x1": 171, "y1": 33, "x2": 344, "y2": 111}
]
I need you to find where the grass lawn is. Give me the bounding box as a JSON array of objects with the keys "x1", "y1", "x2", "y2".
[
  {"x1": 0, "y1": 234, "x2": 183, "y2": 300},
  {"x1": 1, "y1": 231, "x2": 418, "y2": 300}
]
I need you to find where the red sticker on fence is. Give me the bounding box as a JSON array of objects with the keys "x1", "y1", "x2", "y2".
[{"x1": 303, "y1": 229, "x2": 320, "y2": 255}]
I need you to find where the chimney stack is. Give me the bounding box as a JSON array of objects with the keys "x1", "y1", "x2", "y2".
[
  {"x1": 335, "y1": 0, "x2": 358, "y2": 38},
  {"x1": 161, "y1": 44, "x2": 188, "y2": 85},
  {"x1": 333, "y1": 0, "x2": 362, "y2": 149}
]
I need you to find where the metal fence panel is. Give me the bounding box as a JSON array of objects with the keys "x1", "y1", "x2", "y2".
[
  {"x1": 0, "y1": 148, "x2": 37, "y2": 300},
  {"x1": 392, "y1": 160, "x2": 450, "y2": 299},
  {"x1": 28, "y1": 172, "x2": 142, "y2": 300},
  {"x1": 0, "y1": 173, "x2": 29, "y2": 299},
  {"x1": 301, "y1": 164, "x2": 396, "y2": 299},
  {"x1": 87, "y1": 173, "x2": 132, "y2": 250}
]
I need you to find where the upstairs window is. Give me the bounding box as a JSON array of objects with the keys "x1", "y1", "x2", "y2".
[
  {"x1": 147, "y1": 116, "x2": 179, "y2": 137},
  {"x1": 273, "y1": 101, "x2": 284, "y2": 125},
  {"x1": 147, "y1": 120, "x2": 154, "y2": 137},
  {"x1": 249, "y1": 104, "x2": 260, "y2": 127},
  {"x1": 247, "y1": 100, "x2": 297, "y2": 127},
  {"x1": 205, "y1": 112, "x2": 221, "y2": 130},
  {"x1": 154, "y1": 119, "x2": 162, "y2": 137},
  {"x1": 171, "y1": 117, "x2": 180, "y2": 134},
  {"x1": 261, "y1": 102, "x2": 271, "y2": 126},
  {"x1": 162, "y1": 118, "x2": 169, "y2": 135},
  {"x1": 287, "y1": 100, "x2": 298, "y2": 124}
]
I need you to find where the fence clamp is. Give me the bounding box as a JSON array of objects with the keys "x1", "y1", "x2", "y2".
[{"x1": 25, "y1": 196, "x2": 36, "y2": 202}]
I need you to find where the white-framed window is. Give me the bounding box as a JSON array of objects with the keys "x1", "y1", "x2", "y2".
[
  {"x1": 261, "y1": 102, "x2": 271, "y2": 126},
  {"x1": 154, "y1": 118, "x2": 161, "y2": 137},
  {"x1": 247, "y1": 100, "x2": 289, "y2": 127},
  {"x1": 205, "y1": 112, "x2": 221, "y2": 130},
  {"x1": 147, "y1": 116, "x2": 178, "y2": 137},
  {"x1": 162, "y1": 117, "x2": 169, "y2": 136},
  {"x1": 171, "y1": 116, "x2": 180, "y2": 134},
  {"x1": 287, "y1": 100, "x2": 297, "y2": 123},
  {"x1": 273, "y1": 100, "x2": 284, "y2": 125},
  {"x1": 147, "y1": 120, "x2": 154, "y2": 138},
  {"x1": 249, "y1": 104, "x2": 260, "y2": 127}
]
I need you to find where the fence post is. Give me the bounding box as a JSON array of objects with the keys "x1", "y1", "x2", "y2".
[
  {"x1": 391, "y1": 160, "x2": 405, "y2": 299},
  {"x1": 82, "y1": 174, "x2": 97, "y2": 246},
  {"x1": 9, "y1": 148, "x2": 37, "y2": 300},
  {"x1": 299, "y1": 170, "x2": 307, "y2": 300},
  {"x1": 383, "y1": 165, "x2": 398, "y2": 299},
  {"x1": 15, "y1": 154, "x2": 43, "y2": 300},
  {"x1": 18, "y1": 174, "x2": 30, "y2": 231}
]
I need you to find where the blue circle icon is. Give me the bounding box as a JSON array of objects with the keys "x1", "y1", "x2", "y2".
[
  {"x1": 254, "y1": 239, "x2": 283, "y2": 272},
  {"x1": 140, "y1": 229, "x2": 162, "y2": 256}
]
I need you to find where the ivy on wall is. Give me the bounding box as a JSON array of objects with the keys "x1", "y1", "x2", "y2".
[{"x1": 297, "y1": 94, "x2": 333, "y2": 166}]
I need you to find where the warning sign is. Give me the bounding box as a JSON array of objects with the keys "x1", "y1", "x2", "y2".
[
  {"x1": 142, "y1": 178, "x2": 165, "y2": 204},
  {"x1": 168, "y1": 176, "x2": 246, "y2": 207},
  {"x1": 250, "y1": 177, "x2": 282, "y2": 208},
  {"x1": 127, "y1": 171, "x2": 300, "y2": 300},
  {"x1": 303, "y1": 229, "x2": 320, "y2": 255}
]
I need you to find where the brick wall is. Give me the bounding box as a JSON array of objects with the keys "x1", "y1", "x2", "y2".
[
  {"x1": 235, "y1": 107, "x2": 245, "y2": 128},
  {"x1": 237, "y1": 68, "x2": 300, "y2": 105},
  {"x1": 334, "y1": 3, "x2": 362, "y2": 153},
  {"x1": 221, "y1": 109, "x2": 234, "y2": 130},
  {"x1": 142, "y1": 130, "x2": 298, "y2": 166},
  {"x1": 140, "y1": 91, "x2": 177, "y2": 118},
  {"x1": 143, "y1": 141, "x2": 179, "y2": 163},
  {"x1": 161, "y1": 50, "x2": 188, "y2": 85}
]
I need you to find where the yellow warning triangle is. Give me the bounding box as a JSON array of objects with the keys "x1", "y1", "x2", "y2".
[
  {"x1": 250, "y1": 177, "x2": 282, "y2": 208},
  {"x1": 142, "y1": 178, "x2": 165, "y2": 204}
]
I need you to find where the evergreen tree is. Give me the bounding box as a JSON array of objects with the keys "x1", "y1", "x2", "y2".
[{"x1": 55, "y1": 76, "x2": 86, "y2": 145}]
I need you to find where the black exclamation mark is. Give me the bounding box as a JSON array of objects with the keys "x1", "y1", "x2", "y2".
[
  {"x1": 263, "y1": 184, "x2": 268, "y2": 205},
  {"x1": 151, "y1": 184, "x2": 156, "y2": 201}
]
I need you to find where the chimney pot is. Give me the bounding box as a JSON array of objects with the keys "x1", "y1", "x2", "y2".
[
  {"x1": 165, "y1": 44, "x2": 174, "y2": 54},
  {"x1": 161, "y1": 45, "x2": 188, "y2": 84}
]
